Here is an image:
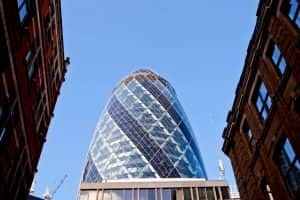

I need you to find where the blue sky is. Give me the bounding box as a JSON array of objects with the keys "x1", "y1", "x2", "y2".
[{"x1": 33, "y1": 0, "x2": 259, "y2": 199}]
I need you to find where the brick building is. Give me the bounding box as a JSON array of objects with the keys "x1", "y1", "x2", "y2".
[
  {"x1": 222, "y1": 0, "x2": 300, "y2": 200},
  {"x1": 0, "y1": 0, "x2": 68, "y2": 199}
]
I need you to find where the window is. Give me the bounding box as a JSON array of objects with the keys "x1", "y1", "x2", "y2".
[
  {"x1": 25, "y1": 50, "x2": 35, "y2": 79},
  {"x1": 0, "y1": 106, "x2": 5, "y2": 122},
  {"x1": 198, "y1": 188, "x2": 206, "y2": 200},
  {"x1": 260, "y1": 179, "x2": 274, "y2": 200},
  {"x1": 162, "y1": 189, "x2": 171, "y2": 200},
  {"x1": 205, "y1": 187, "x2": 215, "y2": 200},
  {"x1": 0, "y1": 25, "x2": 9, "y2": 72},
  {"x1": 254, "y1": 80, "x2": 272, "y2": 121},
  {"x1": 276, "y1": 137, "x2": 300, "y2": 194},
  {"x1": 0, "y1": 121, "x2": 12, "y2": 146},
  {"x1": 148, "y1": 189, "x2": 155, "y2": 200},
  {"x1": 183, "y1": 188, "x2": 192, "y2": 200},
  {"x1": 0, "y1": 127, "x2": 6, "y2": 143},
  {"x1": 269, "y1": 42, "x2": 287, "y2": 75},
  {"x1": 17, "y1": 0, "x2": 29, "y2": 23},
  {"x1": 220, "y1": 187, "x2": 230, "y2": 200},
  {"x1": 242, "y1": 120, "x2": 255, "y2": 150},
  {"x1": 192, "y1": 188, "x2": 197, "y2": 200},
  {"x1": 139, "y1": 189, "x2": 147, "y2": 200},
  {"x1": 282, "y1": 0, "x2": 300, "y2": 28}
]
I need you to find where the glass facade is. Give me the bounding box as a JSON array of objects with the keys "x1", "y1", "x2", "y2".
[
  {"x1": 79, "y1": 186, "x2": 230, "y2": 200},
  {"x1": 81, "y1": 69, "x2": 207, "y2": 182}
]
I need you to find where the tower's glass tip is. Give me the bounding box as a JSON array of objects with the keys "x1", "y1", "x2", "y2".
[{"x1": 81, "y1": 69, "x2": 207, "y2": 182}]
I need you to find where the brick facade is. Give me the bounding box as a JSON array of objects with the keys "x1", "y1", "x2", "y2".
[
  {"x1": 222, "y1": 0, "x2": 300, "y2": 200},
  {"x1": 0, "y1": 0, "x2": 67, "y2": 199}
]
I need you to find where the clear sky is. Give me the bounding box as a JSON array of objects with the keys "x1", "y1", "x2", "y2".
[{"x1": 33, "y1": 0, "x2": 259, "y2": 199}]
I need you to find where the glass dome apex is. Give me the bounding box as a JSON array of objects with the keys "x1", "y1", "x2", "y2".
[
  {"x1": 81, "y1": 70, "x2": 207, "y2": 183},
  {"x1": 113, "y1": 69, "x2": 173, "y2": 95},
  {"x1": 133, "y1": 68, "x2": 157, "y2": 74}
]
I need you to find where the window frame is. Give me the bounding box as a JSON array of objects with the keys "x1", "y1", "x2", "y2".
[
  {"x1": 281, "y1": 0, "x2": 300, "y2": 29},
  {"x1": 267, "y1": 41, "x2": 288, "y2": 76},
  {"x1": 17, "y1": 0, "x2": 29, "y2": 24},
  {"x1": 252, "y1": 79, "x2": 272, "y2": 122},
  {"x1": 241, "y1": 119, "x2": 256, "y2": 151},
  {"x1": 274, "y1": 136, "x2": 300, "y2": 195},
  {"x1": 25, "y1": 48, "x2": 40, "y2": 80}
]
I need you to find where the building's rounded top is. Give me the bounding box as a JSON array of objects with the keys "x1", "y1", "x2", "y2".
[
  {"x1": 132, "y1": 68, "x2": 157, "y2": 75},
  {"x1": 113, "y1": 68, "x2": 172, "y2": 93},
  {"x1": 81, "y1": 68, "x2": 207, "y2": 182}
]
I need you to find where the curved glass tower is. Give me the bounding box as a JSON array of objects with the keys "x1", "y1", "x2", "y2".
[{"x1": 81, "y1": 69, "x2": 207, "y2": 183}]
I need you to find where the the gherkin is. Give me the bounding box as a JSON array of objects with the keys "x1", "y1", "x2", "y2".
[{"x1": 81, "y1": 69, "x2": 207, "y2": 182}]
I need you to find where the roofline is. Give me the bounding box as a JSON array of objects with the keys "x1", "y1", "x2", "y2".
[
  {"x1": 80, "y1": 178, "x2": 229, "y2": 190},
  {"x1": 222, "y1": 0, "x2": 274, "y2": 146}
]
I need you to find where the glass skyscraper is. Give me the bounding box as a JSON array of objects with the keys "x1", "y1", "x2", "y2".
[{"x1": 81, "y1": 69, "x2": 207, "y2": 183}]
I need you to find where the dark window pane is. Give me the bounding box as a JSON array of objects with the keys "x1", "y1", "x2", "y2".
[
  {"x1": 295, "y1": 160, "x2": 300, "y2": 170},
  {"x1": 28, "y1": 64, "x2": 35, "y2": 78},
  {"x1": 206, "y1": 187, "x2": 215, "y2": 200},
  {"x1": 276, "y1": 137, "x2": 300, "y2": 193},
  {"x1": 183, "y1": 188, "x2": 192, "y2": 200},
  {"x1": 25, "y1": 50, "x2": 32, "y2": 62},
  {"x1": 0, "y1": 105, "x2": 6, "y2": 122},
  {"x1": 242, "y1": 120, "x2": 252, "y2": 140},
  {"x1": 215, "y1": 187, "x2": 220, "y2": 200},
  {"x1": 221, "y1": 187, "x2": 230, "y2": 199},
  {"x1": 192, "y1": 188, "x2": 197, "y2": 200},
  {"x1": 198, "y1": 188, "x2": 206, "y2": 200},
  {"x1": 171, "y1": 189, "x2": 176, "y2": 200}
]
